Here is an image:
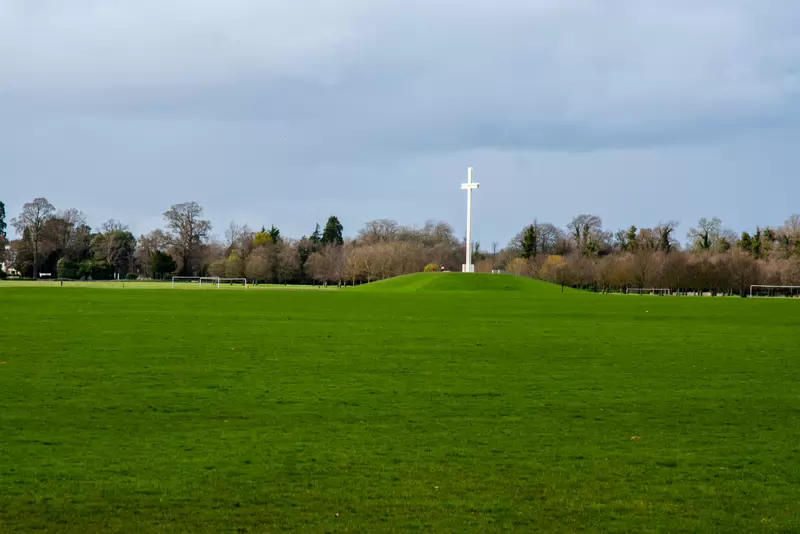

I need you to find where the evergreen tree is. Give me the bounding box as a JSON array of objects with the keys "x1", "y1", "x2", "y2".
[
  {"x1": 752, "y1": 227, "x2": 762, "y2": 259},
  {"x1": 739, "y1": 231, "x2": 753, "y2": 254},
  {"x1": 268, "y1": 224, "x2": 281, "y2": 243},
  {"x1": 150, "y1": 251, "x2": 177, "y2": 280},
  {"x1": 626, "y1": 225, "x2": 638, "y2": 252},
  {"x1": 321, "y1": 216, "x2": 344, "y2": 246},
  {"x1": 298, "y1": 236, "x2": 312, "y2": 281},
  {"x1": 0, "y1": 200, "x2": 6, "y2": 237},
  {"x1": 520, "y1": 225, "x2": 538, "y2": 259},
  {"x1": 310, "y1": 223, "x2": 321, "y2": 246}
]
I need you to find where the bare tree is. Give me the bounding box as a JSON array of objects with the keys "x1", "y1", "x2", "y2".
[
  {"x1": 208, "y1": 259, "x2": 227, "y2": 278},
  {"x1": 709, "y1": 254, "x2": 734, "y2": 294},
  {"x1": 276, "y1": 242, "x2": 300, "y2": 283},
  {"x1": 345, "y1": 245, "x2": 371, "y2": 283},
  {"x1": 244, "y1": 250, "x2": 272, "y2": 282},
  {"x1": 779, "y1": 215, "x2": 800, "y2": 258},
  {"x1": 135, "y1": 229, "x2": 169, "y2": 277},
  {"x1": 636, "y1": 228, "x2": 659, "y2": 251},
  {"x1": 535, "y1": 223, "x2": 562, "y2": 255},
  {"x1": 505, "y1": 257, "x2": 529, "y2": 276},
  {"x1": 199, "y1": 240, "x2": 227, "y2": 274},
  {"x1": 630, "y1": 251, "x2": 658, "y2": 288},
  {"x1": 725, "y1": 250, "x2": 760, "y2": 297},
  {"x1": 101, "y1": 219, "x2": 129, "y2": 233},
  {"x1": 414, "y1": 220, "x2": 460, "y2": 249},
  {"x1": 719, "y1": 228, "x2": 738, "y2": 253},
  {"x1": 358, "y1": 219, "x2": 400, "y2": 244},
  {"x1": 783, "y1": 215, "x2": 800, "y2": 238},
  {"x1": 92, "y1": 230, "x2": 137, "y2": 278},
  {"x1": 390, "y1": 241, "x2": 424, "y2": 276},
  {"x1": 567, "y1": 214, "x2": 606, "y2": 256},
  {"x1": 307, "y1": 245, "x2": 350, "y2": 286},
  {"x1": 223, "y1": 222, "x2": 254, "y2": 260},
  {"x1": 224, "y1": 255, "x2": 245, "y2": 278},
  {"x1": 613, "y1": 229, "x2": 629, "y2": 252},
  {"x1": 510, "y1": 220, "x2": 562, "y2": 257},
  {"x1": 596, "y1": 256, "x2": 622, "y2": 292},
  {"x1": 655, "y1": 221, "x2": 679, "y2": 253},
  {"x1": 659, "y1": 251, "x2": 689, "y2": 292},
  {"x1": 568, "y1": 254, "x2": 597, "y2": 289},
  {"x1": 539, "y1": 255, "x2": 569, "y2": 285},
  {"x1": 568, "y1": 214, "x2": 599, "y2": 242},
  {"x1": 782, "y1": 258, "x2": 800, "y2": 285},
  {"x1": 688, "y1": 217, "x2": 722, "y2": 252},
  {"x1": 370, "y1": 243, "x2": 396, "y2": 280},
  {"x1": 12, "y1": 198, "x2": 55, "y2": 277},
  {"x1": 225, "y1": 221, "x2": 241, "y2": 249},
  {"x1": 50, "y1": 209, "x2": 89, "y2": 256},
  {"x1": 163, "y1": 202, "x2": 212, "y2": 275}
]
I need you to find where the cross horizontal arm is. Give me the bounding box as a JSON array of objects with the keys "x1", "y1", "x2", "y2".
[{"x1": 461, "y1": 183, "x2": 480, "y2": 190}]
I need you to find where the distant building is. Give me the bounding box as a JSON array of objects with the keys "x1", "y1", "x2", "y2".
[{"x1": 1, "y1": 245, "x2": 19, "y2": 276}]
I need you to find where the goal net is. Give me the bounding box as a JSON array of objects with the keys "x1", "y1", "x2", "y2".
[
  {"x1": 219, "y1": 278, "x2": 248, "y2": 289},
  {"x1": 749, "y1": 285, "x2": 800, "y2": 298},
  {"x1": 171, "y1": 277, "x2": 248, "y2": 289},
  {"x1": 627, "y1": 288, "x2": 671, "y2": 296},
  {"x1": 171, "y1": 276, "x2": 222, "y2": 289}
]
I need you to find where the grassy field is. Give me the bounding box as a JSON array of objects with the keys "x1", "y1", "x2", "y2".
[
  {"x1": 1, "y1": 274, "x2": 799, "y2": 532},
  {"x1": 0, "y1": 280, "x2": 333, "y2": 290}
]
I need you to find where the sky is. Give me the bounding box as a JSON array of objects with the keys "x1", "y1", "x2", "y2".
[{"x1": 2, "y1": 0, "x2": 800, "y2": 247}]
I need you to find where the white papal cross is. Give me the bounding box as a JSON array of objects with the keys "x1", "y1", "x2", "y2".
[{"x1": 461, "y1": 167, "x2": 480, "y2": 273}]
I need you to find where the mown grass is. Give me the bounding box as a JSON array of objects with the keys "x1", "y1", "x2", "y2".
[
  {"x1": 355, "y1": 272, "x2": 571, "y2": 293},
  {"x1": 1, "y1": 274, "x2": 799, "y2": 532},
  {"x1": 0, "y1": 280, "x2": 333, "y2": 291}
]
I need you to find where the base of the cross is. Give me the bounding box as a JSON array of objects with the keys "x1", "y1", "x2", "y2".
[{"x1": 462, "y1": 264, "x2": 475, "y2": 273}]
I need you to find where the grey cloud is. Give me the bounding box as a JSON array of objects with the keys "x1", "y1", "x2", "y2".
[
  {"x1": 2, "y1": 0, "x2": 800, "y2": 244},
  {"x1": 4, "y1": 0, "x2": 800, "y2": 151}
]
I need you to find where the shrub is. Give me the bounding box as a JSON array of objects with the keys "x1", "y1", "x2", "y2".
[
  {"x1": 423, "y1": 263, "x2": 440, "y2": 273},
  {"x1": 150, "y1": 251, "x2": 177, "y2": 280},
  {"x1": 57, "y1": 258, "x2": 80, "y2": 279},
  {"x1": 506, "y1": 257, "x2": 530, "y2": 276},
  {"x1": 0, "y1": 269, "x2": 6, "y2": 280},
  {"x1": 125, "y1": 273, "x2": 138, "y2": 281},
  {"x1": 78, "y1": 260, "x2": 114, "y2": 281}
]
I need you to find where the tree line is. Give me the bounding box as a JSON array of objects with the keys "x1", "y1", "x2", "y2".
[
  {"x1": 502, "y1": 215, "x2": 800, "y2": 295},
  {"x1": 0, "y1": 198, "x2": 460, "y2": 285},
  {"x1": 1, "y1": 197, "x2": 799, "y2": 294}
]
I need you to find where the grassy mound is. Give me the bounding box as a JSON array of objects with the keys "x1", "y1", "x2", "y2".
[{"x1": 356, "y1": 272, "x2": 566, "y2": 293}]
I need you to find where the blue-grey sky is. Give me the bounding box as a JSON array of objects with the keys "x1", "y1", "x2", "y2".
[{"x1": 2, "y1": 0, "x2": 799, "y2": 246}]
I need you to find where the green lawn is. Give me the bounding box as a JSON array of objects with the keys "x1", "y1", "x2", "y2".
[
  {"x1": 0, "y1": 280, "x2": 333, "y2": 290},
  {"x1": 1, "y1": 274, "x2": 799, "y2": 532}
]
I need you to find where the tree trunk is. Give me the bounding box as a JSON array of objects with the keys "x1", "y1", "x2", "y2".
[{"x1": 33, "y1": 240, "x2": 39, "y2": 278}]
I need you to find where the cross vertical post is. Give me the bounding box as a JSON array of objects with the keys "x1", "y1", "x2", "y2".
[{"x1": 461, "y1": 167, "x2": 480, "y2": 273}]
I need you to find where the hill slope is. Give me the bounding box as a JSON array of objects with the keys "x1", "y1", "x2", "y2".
[{"x1": 356, "y1": 272, "x2": 567, "y2": 293}]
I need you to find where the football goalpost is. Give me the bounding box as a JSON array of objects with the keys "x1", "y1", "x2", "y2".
[
  {"x1": 749, "y1": 285, "x2": 800, "y2": 298},
  {"x1": 626, "y1": 288, "x2": 671, "y2": 296},
  {"x1": 171, "y1": 276, "x2": 248, "y2": 289},
  {"x1": 219, "y1": 277, "x2": 248, "y2": 289}
]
